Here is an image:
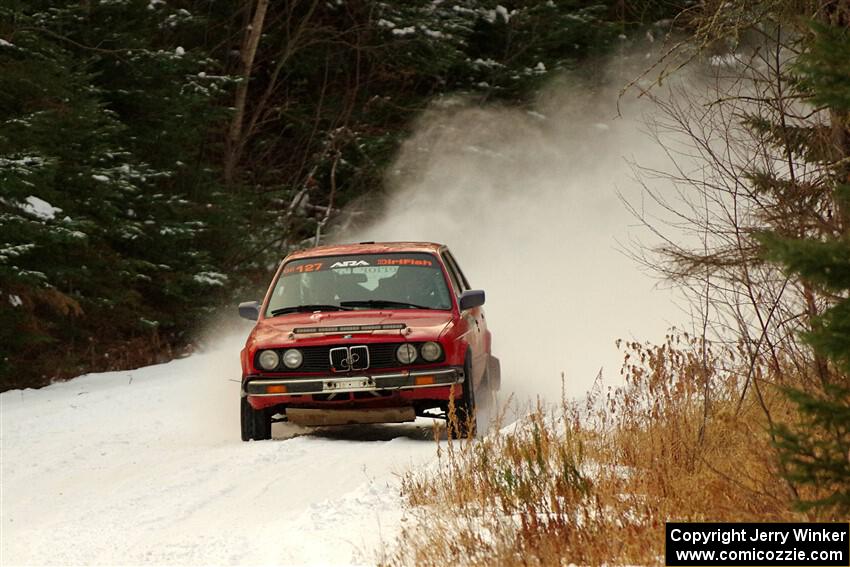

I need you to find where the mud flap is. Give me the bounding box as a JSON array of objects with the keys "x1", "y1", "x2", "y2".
[{"x1": 488, "y1": 355, "x2": 501, "y2": 391}]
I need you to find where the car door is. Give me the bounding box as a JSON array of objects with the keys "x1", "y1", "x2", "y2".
[{"x1": 442, "y1": 249, "x2": 486, "y2": 387}]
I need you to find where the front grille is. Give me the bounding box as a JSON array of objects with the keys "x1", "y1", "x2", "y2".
[
  {"x1": 369, "y1": 343, "x2": 401, "y2": 368},
  {"x1": 302, "y1": 347, "x2": 331, "y2": 371},
  {"x1": 256, "y1": 342, "x2": 443, "y2": 373}
]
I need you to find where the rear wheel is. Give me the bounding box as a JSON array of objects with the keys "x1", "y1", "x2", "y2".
[
  {"x1": 448, "y1": 357, "x2": 477, "y2": 439},
  {"x1": 241, "y1": 396, "x2": 271, "y2": 441}
]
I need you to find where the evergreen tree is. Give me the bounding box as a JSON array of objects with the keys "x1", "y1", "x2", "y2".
[
  {"x1": 759, "y1": 20, "x2": 850, "y2": 516},
  {"x1": 0, "y1": 1, "x2": 236, "y2": 388}
]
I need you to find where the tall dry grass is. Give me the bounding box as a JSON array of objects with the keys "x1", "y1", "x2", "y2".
[{"x1": 389, "y1": 333, "x2": 835, "y2": 566}]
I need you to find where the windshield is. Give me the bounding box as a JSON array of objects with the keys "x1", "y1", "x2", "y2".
[{"x1": 265, "y1": 253, "x2": 453, "y2": 315}]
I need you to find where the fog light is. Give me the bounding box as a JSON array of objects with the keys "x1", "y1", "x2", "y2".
[
  {"x1": 282, "y1": 348, "x2": 303, "y2": 369},
  {"x1": 396, "y1": 343, "x2": 417, "y2": 364},
  {"x1": 420, "y1": 341, "x2": 442, "y2": 362},
  {"x1": 258, "y1": 350, "x2": 280, "y2": 370}
]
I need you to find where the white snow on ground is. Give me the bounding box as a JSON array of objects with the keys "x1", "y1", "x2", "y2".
[
  {"x1": 21, "y1": 196, "x2": 61, "y2": 220},
  {"x1": 1, "y1": 335, "x2": 441, "y2": 566}
]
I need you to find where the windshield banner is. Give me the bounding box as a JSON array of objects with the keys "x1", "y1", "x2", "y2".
[{"x1": 282, "y1": 253, "x2": 439, "y2": 276}]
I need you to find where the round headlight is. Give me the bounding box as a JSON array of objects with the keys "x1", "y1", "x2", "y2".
[
  {"x1": 258, "y1": 350, "x2": 280, "y2": 371},
  {"x1": 421, "y1": 341, "x2": 442, "y2": 362},
  {"x1": 396, "y1": 343, "x2": 418, "y2": 364},
  {"x1": 282, "y1": 348, "x2": 303, "y2": 369}
]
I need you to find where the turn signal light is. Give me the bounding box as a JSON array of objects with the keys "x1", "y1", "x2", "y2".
[
  {"x1": 266, "y1": 385, "x2": 288, "y2": 394},
  {"x1": 414, "y1": 375, "x2": 435, "y2": 386}
]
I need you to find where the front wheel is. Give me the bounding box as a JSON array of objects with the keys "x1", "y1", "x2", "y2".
[{"x1": 241, "y1": 396, "x2": 271, "y2": 441}]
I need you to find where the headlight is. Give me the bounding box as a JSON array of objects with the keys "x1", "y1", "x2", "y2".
[
  {"x1": 258, "y1": 350, "x2": 280, "y2": 371},
  {"x1": 420, "y1": 341, "x2": 442, "y2": 362},
  {"x1": 282, "y1": 348, "x2": 303, "y2": 369},
  {"x1": 396, "y1": 343, "x2": 417, "y2": 364}
]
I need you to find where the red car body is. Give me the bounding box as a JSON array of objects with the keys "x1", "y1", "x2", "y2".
[{"x1": 238, "y1": 241, "x2": 498, "y2": 440}]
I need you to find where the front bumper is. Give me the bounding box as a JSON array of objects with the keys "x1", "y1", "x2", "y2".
[{"x1": 244, "y1": 367, "x2": 463, "y2": 397}]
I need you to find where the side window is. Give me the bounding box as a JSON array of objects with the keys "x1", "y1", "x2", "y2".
[
  {"x1": 444, "y1": 250, "x2": 470, "y2": 291},
  {"x1": 440, "y1": 252, "x2": 463, "y2": 296}
]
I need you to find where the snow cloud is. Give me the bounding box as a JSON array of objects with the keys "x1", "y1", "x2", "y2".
[{"x1": 335, "y1": 51, "x2": 688, "y2": 404}]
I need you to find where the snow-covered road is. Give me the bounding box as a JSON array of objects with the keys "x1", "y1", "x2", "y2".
[{"x1": 1, "y1": 337, "x2": 441, "y2": 566}]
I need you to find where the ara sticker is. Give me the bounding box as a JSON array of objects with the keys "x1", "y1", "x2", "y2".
[{"x1": 330, "y1": 260, "x2": 371, "y2": 268}]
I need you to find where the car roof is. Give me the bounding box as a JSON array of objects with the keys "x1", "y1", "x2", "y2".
[{"x1": 284, "y1": 241, "x2": 446, "y2": 261}]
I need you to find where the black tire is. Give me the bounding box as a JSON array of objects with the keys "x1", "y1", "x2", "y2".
[
  {"x1": 241, "y1": 396, "x2": 271, "y2": 441},
  {"x1": 448, "y1": 356, "x2": 477, "y2": 439}
]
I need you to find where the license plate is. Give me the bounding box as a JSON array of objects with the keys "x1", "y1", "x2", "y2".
[{"x1": 325, "y1": 378, "x2": 372, "y2": 391}]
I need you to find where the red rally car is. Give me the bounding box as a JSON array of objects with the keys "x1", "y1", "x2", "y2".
[{"x1": 238, "y1": 241, "x2": 500, "y2": 441}]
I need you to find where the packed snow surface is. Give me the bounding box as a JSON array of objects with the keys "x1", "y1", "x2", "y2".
[{"x1": 1, "y1": 337, "x2": 441, "y2": 566}]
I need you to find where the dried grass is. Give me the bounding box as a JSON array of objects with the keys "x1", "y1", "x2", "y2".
[{"x1": 388, "y1": 333, "x2": 830, "y2": 566}]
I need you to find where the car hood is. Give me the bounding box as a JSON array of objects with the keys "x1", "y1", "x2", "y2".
[{"x1": 248, "y1": 310, "x2": 454, "y2": 348}]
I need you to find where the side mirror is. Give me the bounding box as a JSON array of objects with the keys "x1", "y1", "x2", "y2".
[
  {"x1": 238, "y1": 300, "x2": 260, "y2": 321},
  {"x1": 459, "y1": 290, "x2": 485, "y2": 311}
]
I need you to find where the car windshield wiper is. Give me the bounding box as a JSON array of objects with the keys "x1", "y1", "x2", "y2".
[
  {"x1": 271, "y1": 304, "x2": 351, "y2": 316},
  {"x1": 340, "y1": 299, "x2": 431, "y2": 310}
]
